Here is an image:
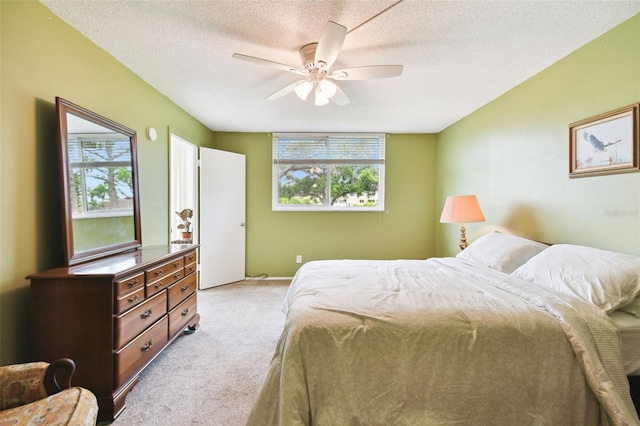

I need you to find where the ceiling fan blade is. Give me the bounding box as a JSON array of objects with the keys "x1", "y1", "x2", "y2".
[
  {"x1": 265, "y1": 80, "x2": 306, "y2": 101},
  {"x1": 330, "y1": 84, "x2": 350, "y2": 106},
  {"x1": 232, "y1": 53, "x2": 306, "y2": 76},
  {"x1": 329, "y1": 65, "x2": 403, "y2": 80},
  {"x1": 314, "y1": 21, "x2": 347, "y2": 68}
]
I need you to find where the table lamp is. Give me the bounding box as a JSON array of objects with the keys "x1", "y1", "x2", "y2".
[{"x1": 440, "y1": 195, "x2": 485, "y2": 250}]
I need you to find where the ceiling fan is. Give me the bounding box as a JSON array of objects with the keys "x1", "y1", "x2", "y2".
[{"x1": 232, "y1": 21, "x2": 403, "y2": 106}]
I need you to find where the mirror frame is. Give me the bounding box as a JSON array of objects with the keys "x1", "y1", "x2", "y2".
[{"x1": 56, "y1": 97, "x2": 142, "y2": 265}]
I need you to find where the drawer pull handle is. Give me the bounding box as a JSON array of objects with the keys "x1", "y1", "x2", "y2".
[
  {"x1": 140, "y1": 309, "x2": 152, "y2": 320},
  {"x1": 141, "y1": 340, "x2": 153, "y2": 352},
  {"x1": 181, "y1": 308, "x2": 189, "y2": 317},
  {"x1": 181, "y1": 284, "x2": 189, "y2": 292},
  {"x1": 154, "y1": 282, "x2": 164, "y2": 290},
  {"x1": 173, "y1": 273, "x2": 181, "y2": 279},
  {"x1": 128, "y1": 278, "x2": 139, "y2": 287},
  {"x1": 154, "y1": 269, "x2": 163, "y2": 276},
  {"x1": 174, "y1": 261, "x2": 181, "y2": 267},
  {"x1": 128, "y1": 295, "x2": 139, "y2": 303}
]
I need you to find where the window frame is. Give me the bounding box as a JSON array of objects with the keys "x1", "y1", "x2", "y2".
[{"x1": 272, "y1": 133, "x2": 386, "y2": 212}]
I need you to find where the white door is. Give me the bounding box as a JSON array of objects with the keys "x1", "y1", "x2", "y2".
[{"x1": 199, "y1": 148, "x2": 246, "y2": 288}]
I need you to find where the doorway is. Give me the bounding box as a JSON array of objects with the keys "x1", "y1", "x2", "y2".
[{"x1": 169, "y1": 134, "x2": 198, "y2": 243}]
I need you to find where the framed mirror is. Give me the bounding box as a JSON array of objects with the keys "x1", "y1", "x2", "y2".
[{"x1": 56, "y1": 97, "x2": 142, "y2": 265}]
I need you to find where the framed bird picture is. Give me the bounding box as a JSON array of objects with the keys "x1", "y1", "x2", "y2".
[{"x1": 569, "y1": 103, "x2": 639, "y2": 177}]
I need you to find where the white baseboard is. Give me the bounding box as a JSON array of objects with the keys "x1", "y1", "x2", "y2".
[{"x1": 244, "y1": 276, "x2": 293, "y2": 280}]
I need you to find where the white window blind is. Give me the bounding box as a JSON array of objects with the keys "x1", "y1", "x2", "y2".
[{"x1": 274, "y1": 134, "x2": 385, "y2": 164}]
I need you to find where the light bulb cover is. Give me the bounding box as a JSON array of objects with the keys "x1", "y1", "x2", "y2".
[
  {"x1": 294, "y1": 81, "x2": 313, "y2": 101},
  {"x1": 314, "y1": 87, "x2": 330, "y2": 106},
  {"x1": 318, "y1": 79, "x2": 337, "y2": 98}
]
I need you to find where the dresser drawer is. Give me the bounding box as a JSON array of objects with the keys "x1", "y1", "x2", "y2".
[
  {"x1": 146, "y1": 269, "x2": 183, "y2": 298},
  {"x1": 146, "y1": 258, "x2": 183, "y2": 284},
  {"x1": 115, "y1": 287, "x2": 145, "y2": 314},
  {"x1": 115, "y1": 272, "x2": 145, "y2": 297},
  {"x1": 168, "y1": 292, "x2": 197, "y2": 338},
  {"x1": 167, "y1": 273, "x2": 197, "y2": 311},
  {"x1": 114, "y1": 291, "x2": 167, "y2": 350},
  {"x1": 114, "y1": 316, "x2": 168, "y2": 388},
  {"x1": 184, "y1": 261, "x2": 197, "y2": 276},
  {"x1": 184, "y1": 251, "x2": 197, "y2": 267}
]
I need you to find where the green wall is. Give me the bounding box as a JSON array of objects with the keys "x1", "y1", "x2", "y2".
[
  {"x1": 212, "y1": 133, "x2": 438, "y2": 277},
  {"x1": 0, "y1": 1, "x2": 214, "y2": 364},
  {"x1": 436, "y1": 14, "x2": 640, "y2": 257}
]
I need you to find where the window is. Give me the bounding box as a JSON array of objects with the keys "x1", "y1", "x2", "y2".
[
  {"x1": 272, "y1": 133, "x2": 385, "y2": 211},
  {"x1": 68, "y1": 134, "x2": 134, "y2": 218}
]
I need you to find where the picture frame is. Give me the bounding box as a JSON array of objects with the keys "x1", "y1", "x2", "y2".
[{"x1": 569, "y1": 103, "x2": 639, "y2": 178}]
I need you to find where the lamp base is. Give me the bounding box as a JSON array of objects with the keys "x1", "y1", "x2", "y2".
[{"x1": 459, "y1": 224, "x2": 468, "y2": 250}]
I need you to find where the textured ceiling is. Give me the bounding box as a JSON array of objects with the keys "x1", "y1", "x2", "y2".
[{"x1": 40, "y1": 0, "x2": 640, "y2": 133}]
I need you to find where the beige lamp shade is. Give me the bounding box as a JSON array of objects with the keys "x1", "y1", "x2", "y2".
[{"x1": 440, "y1": 195, "x2": 485, "y2": 224}]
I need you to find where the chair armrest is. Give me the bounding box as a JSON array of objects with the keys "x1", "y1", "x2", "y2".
[{"x1": 43, "y1": 358, "x2": 75, "y2": 395}]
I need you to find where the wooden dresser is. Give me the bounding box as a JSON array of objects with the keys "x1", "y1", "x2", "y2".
[{"x1": 28, "y1": 244, "x2": 200, "y2": 421}]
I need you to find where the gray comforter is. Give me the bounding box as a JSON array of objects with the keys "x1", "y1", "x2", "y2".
[{"x1": 247, "y1": 258, "x2": 639, "y2": 425}]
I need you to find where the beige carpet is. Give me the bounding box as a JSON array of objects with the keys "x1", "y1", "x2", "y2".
[{"x1": 109, "y1": 279, "x2": 290, "y2": 425}]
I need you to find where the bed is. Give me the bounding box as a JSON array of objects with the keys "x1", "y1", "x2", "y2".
[
  {"x1": 247, "y1": 232, "x2": 640, "y2": 425},
  {"x1": 611, "y1": 311, "x2": 640, "y2": 377}
]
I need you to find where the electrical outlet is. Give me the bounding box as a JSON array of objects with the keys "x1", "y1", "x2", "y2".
[{"x1": 296, "y1": 255, "x2": 302, "y2": 264}]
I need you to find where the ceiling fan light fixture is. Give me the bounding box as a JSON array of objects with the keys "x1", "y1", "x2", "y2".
[{"x1": 294, "y1": 80, "x2": 313, "y2": 101}]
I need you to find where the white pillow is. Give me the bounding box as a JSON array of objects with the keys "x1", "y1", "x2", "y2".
[
  {"x1": 455, "y1": 231, "x2": 549, "y2": 274},
  {"x1": 512, "y1": 244, "x2": 640, "y2": 313}
]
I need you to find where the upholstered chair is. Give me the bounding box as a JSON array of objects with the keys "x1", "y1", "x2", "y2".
[{"x1": 0, "y1": 358, "x2": 98, "y2": 425}]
